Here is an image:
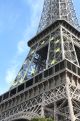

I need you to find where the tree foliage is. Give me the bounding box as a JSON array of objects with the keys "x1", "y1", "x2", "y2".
[{"x1": 31, "y1": 117, "x2": 54, "y2": 121}]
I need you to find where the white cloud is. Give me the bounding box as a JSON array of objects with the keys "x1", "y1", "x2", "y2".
[
  {"x1": 17, "y1": 40, "x2": 27, "y2": 54},
  {"x1": 5, "y1": 68, "x2": 16, "y2": 84},
  {"x1": 5, "y1": 0, "x2": 44, "y2": 87},
  {"x1": 5, "y1": 40, "x2": 27, "y2": 87},
  {"x1": 17, "y1": 0, "x2": 44, "y2": 54}
]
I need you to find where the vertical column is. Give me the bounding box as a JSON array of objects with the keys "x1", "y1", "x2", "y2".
[
  {"x1": 60, "y1": 26, "x2": 65, "y2": 60},
  {"x1": 54, "y1": 102, "x2": 58, "y2": 121},
  {"x1": 41, "y1": 93, "x2": 45, "y2": 117},
  {"x1": 46, "y1": 35, "x2": 51, "y2": 69},
  {"x1": 41, "y1": 105, "x2": 45, "y2": 117},
  {"x1": 71, "y1": 34, "x2": 79, "y2": 65},
  {"x1": 66, "y1": 75, "x2": 76, "y2": 121}
]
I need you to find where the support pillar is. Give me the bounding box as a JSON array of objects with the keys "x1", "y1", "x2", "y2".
[
  {"x1": 41, "y1": 94, "x2": 45, "y2": 117},
  {"x1": 54, "y1": 102, "x2": 58, "y2": 121},
  {"x1": 66, "y1": 77, "x2": 76, "y2": 121}
]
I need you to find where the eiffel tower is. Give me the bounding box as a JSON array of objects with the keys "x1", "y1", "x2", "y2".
[{"x1": 0, "y1": 0, "x2": 80, "y2": 121}]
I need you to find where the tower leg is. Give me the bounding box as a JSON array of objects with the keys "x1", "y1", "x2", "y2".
[
  {"x1": 54, "y1": 102, "x2": 58, "y2": 121},
  {"x1": 41, "y1": 105, "x2": 45, "y2": 117},
  {"x1": 41, "y1": 94, "x2": 45, "y2": 117},
  {"x1": 66, "y1": 77, "x2": 76, "y2": 121}
]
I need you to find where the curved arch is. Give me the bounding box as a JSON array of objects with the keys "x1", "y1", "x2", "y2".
[
  {"x1": 13, "y1": 119, "x2": 28, "y2": 121},
  {"x1": 5, "y1": 111, "x2": 39, "y2": 121}
]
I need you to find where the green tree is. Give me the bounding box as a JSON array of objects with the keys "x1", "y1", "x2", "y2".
[{"x1": 31, "y1": 117, "x2": 54, "y2": 121}]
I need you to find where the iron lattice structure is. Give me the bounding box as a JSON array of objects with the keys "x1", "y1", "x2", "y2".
[
  {"x1": 9, "y1": 0, "x2": 79, "y2": 88},
  {"x1": 9, "y1": 0, "x2": 80, "y2": 88},
  {"x1": 0, "y1": 0, "x2": 80, "y2": 121},
  {"x1": 37, "y1": 0, "x2": 80, "y2": 33}
]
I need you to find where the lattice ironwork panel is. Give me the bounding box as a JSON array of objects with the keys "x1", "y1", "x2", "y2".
[{"x1": 37, "y1": 0, "x2": 79, "y2": 33}]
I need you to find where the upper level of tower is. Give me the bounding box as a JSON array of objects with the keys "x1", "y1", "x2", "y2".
[
  {"x1": 37, "y1": 0, "x2": 80, "y2": 33},
  {"x1": 9, "y1": 0, "x2": 80, "y2": 89}
]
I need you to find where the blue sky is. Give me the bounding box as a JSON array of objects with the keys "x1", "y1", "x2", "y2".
[{"x1": 0, "y1": 0, "x2": 80, "y2": 95}]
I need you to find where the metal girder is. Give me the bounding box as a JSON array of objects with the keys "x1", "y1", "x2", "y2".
[
  {"x1": 11, "y1": 25, "x2": 80, "y2": 88},
  {"x1": 1, "y1": 72, "x2": 80, "y2": 121},
  {"x1": 3, "y1": 111, "x2": 40, "y2": 121}
]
